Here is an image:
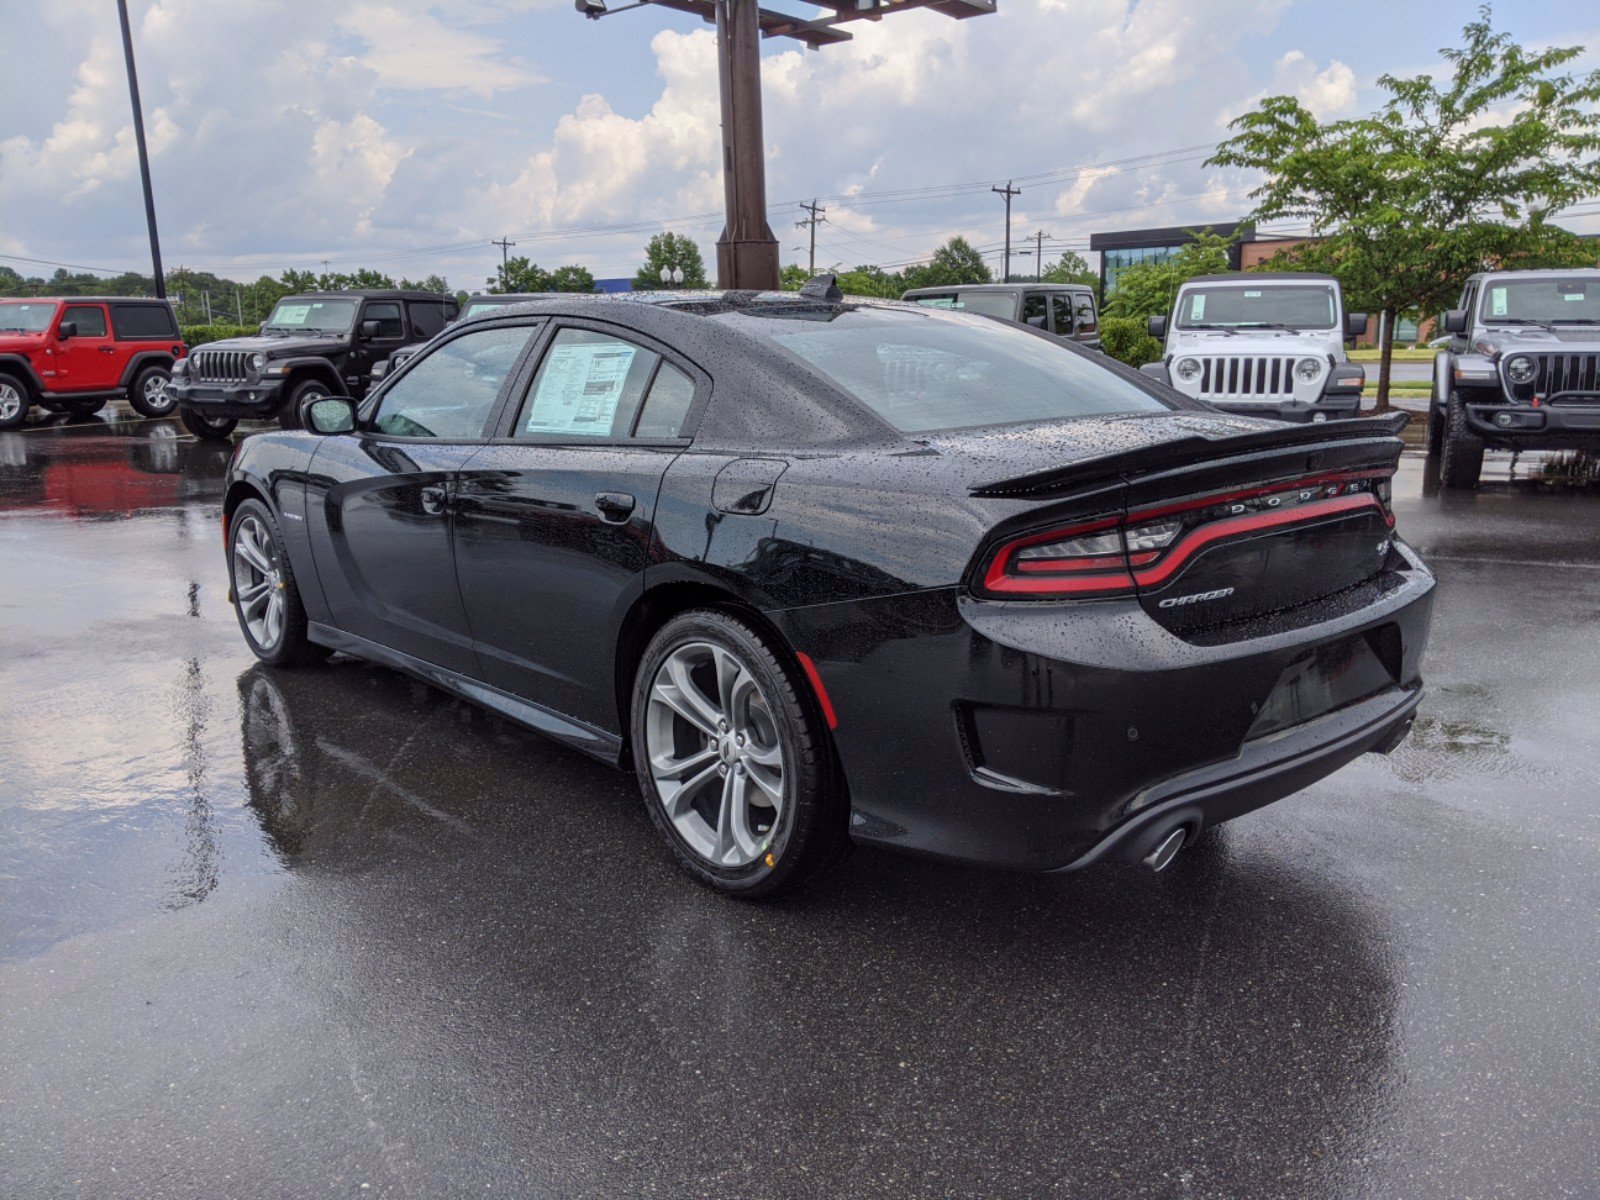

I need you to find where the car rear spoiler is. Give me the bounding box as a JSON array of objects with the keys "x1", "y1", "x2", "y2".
[{"x1": 969, "y1": 413, "x2": 1409, "y2": 498}]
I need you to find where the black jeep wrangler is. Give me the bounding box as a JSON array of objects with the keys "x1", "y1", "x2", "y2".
[
  {"x1": 1430, "y1": 269, "x2": 1600, "y2": 488},
  {"x1": 171, "y1": 290, "x2": 458, "y2": 440}
]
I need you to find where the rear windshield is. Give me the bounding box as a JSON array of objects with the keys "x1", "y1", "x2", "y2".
[
  {"x1": 908, "y1": 292, "x2": 1017, "y2": 319},
  {"x1": 1175, "y1": 284, "x2": 1337, "y2": 330},
  {"x1": 722, "y1": 305, "x2": 1169, "y2": 434},
  {"x1": 0, "y1": 302, "x2": 58, "y2": 333}
]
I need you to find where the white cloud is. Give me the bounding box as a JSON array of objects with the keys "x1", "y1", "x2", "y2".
[
  {"x1": 1259, "y1": 49, "x2": 1359, "y2": 119},
  {"x1": 335, "y1": 2, "x2": 544, "y2": 96}
]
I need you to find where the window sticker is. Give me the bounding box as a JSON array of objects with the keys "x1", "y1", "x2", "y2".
[
  {"x1": 1190, "y1": 295, "x2": 1205, "y2": 319},
  {"x1": 1244, "y1": 290, "x2": 1261, "y2": 298},
  {"x1": 1564, "y1": 292, "x2": 1586, "y2": 302},
  {"x1": 524, "y1": 342, "x2": 637, "y2": 435},
  {"x1": 1489, "y1": 288, "x2": 1508, "y2": 316},
  {"x1": 276, "y1": 304, "x2": 312, "y2": 325}
]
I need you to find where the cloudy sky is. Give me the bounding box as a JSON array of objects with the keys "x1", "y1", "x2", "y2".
[{"x1": 3, "y1": 0, "x2": 1597, "y2": 290}]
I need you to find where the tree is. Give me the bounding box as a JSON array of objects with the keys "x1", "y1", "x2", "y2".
[
  {"x1": 780, "y1": 263, "x2": 811, "y2": 290},
  {"x1": 547, "y1": 265, "x2": 596, "y2": 293},
  {"x1": 1102, "y1": 232, "x2": 1232, "y2": 320},
  {"x1": 399, "y1": 274, "x2": 452, "y2": 293},
  {"x1": 902, "y1": 236, "x2": 992, "y2": 290},
  {"x1": 1040, "y1": 250, "x2": 1098, "y2": 289},
  {"x1": 634, "y1": 232, "x2": 708, "y2": 289},
  {"x1": 488, "y1": 256, "x2": 552, "y2": 293},
  {"x1": 1209, "y1": 6, "x2": 1600, "y2": 408}
]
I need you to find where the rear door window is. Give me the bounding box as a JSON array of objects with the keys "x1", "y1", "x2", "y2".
[
  {"x1": 1021, "y1": 292, "x2": 1048, "y2": 329},
  {"x1": 364, "y1": 303, "x2": 404, "y2": 339},
  {"x1": 514, "y1": 328, "x2": 661, "y2": 440},
  {"x1": 408, "y1": 302, "x2": 448, "y2": 339},
  {"x1": 633, "y1": 362, "x2": 696, "y2": 439}
]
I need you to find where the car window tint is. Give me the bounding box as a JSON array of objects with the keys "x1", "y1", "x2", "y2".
[
  {"x1": 634, "y1": 361, "x2": 695, "y2": 438},
  {"x1": 409, "y1": 302, "x2": 446, "y2": 339},
  {"x1": 373, "y1": 325, "x2": 533, "y2": 439},
  {"x1": 365, "y1": 302, "x2": 404, "y2": 339},
  {"x1": 949, "y1": 292, "x2": 1016, "y2": 320},
  {"x1": 1021, "y1": 293, "x2": 1048, "y2": 328},
  {"x1": 1074, "y1": 295, "x2": 1097, "y2": 334},
  {"x1": 62, "y1": 305, "x2": 107, "y2": 338},
  {"x1": 111, "y1": 304, "x2": 177, "y2": 339},
  {"x1": 1049, "y1": 294, "x2": 1075, "y2": 335},
  {"x1": 516, "y1": 329, "x2": 660, "y2": 439}
]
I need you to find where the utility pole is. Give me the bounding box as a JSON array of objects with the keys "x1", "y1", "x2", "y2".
[
  {"x1": 116, "y1": 0, "x2": 165, "y2": 299},
  {"x1": 795, "y1": 200, "x2": 826, "y2": 276},
  {"x1": 235, "y1": 288, "x2": 243, "y2": 323},
  {"x1": 492, "y1": 236, "x2": 516, "y2": 288},
  {"x1": 991, "y1": 181, "x2": 1020, "y2": 282},
  {"x1": 1031, "y1": 229, "x2": 1047, "y2": 281}
]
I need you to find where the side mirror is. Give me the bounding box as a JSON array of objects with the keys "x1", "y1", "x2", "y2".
[
  {"x1": 1345, "y1": 312, "x2": 1368, "y2": 337},
  {"x1": 359, "y1": 319, "x2": 381, "y2": 340},
  {"x1": 1442, "y1": 309, "x2": 1468, "y2": 335},
  {"x1": 57, "y1": 321, "x2": 77, "y2": 341},
  {"x1": 303, "y1": 395, "x2": 357, "y2": 435},
  {"x1": 1147, "y1": 315, "x2": 1167, "y2": 339}
]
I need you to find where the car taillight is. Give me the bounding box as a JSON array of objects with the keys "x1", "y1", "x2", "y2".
[{"x1": 978, "y1": 469, "x2": 1396, "y2": 601}]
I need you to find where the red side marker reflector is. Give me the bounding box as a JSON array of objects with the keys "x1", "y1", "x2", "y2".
[{"x1": 795, "y1": 651, "x2": 839, "y2": 730}]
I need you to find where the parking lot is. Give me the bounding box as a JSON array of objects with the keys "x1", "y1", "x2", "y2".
[{"x1": 2, "y1": 409, "x2": 1597, "y2": 1198}]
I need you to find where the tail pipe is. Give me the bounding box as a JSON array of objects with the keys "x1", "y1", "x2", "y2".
[{"x1": 1116, "y1": 806, "x2": 1203, "y2": 874}]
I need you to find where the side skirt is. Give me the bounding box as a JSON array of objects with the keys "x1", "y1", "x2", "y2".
[{"x1": 307, "y1": 622, "x2": 624, "y2": 767}]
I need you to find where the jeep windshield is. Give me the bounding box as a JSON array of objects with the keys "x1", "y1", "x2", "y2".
[
  {"x1": 1479, "y1": 279, "x2": 1600, "y2": 326},
  {"x1": 263, "y1": 298, "x2": 360, "y2": 334},
  {"x1": 1175, "y1": 285, "x2": 1337, "y2": 330},
  {"x1": 720, "y1": 304, "x2": 1168, "y2": 434},
  {"x1": 0, "y1": 302, "x2": 59, "y2": 333}
]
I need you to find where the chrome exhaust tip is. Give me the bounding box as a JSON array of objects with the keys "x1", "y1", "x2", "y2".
[{"x1": 1142, "y1": 827, "x2": 1187, "y2": 873}]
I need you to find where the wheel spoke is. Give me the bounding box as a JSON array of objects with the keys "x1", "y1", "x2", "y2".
[
  {"x1": 744, "y1": 738, "x2": 782, "y2": 768},
  {"x1": 660, "y1": 657, "x2": 722, "y2": 734},
  {"x1": 235, "y1": 534, "x2": 271, "y2": 576},
  {"x1": 662, "y1": 759, "x2": 722, "y2": 820},
  {"x1": 746, "y1": 762, "x2": 783, "y2": 808},
  {"x1": 240, "y1": 584, "x2": 271, "y2": 619},
  {"x1": 651, "y1": 743, "x2": 717, "y2": 781}
]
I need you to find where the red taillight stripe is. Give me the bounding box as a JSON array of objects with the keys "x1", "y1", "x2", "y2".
[
  {"x1": 1132, "y1": 493, "x2": 1381, "y2": 587},
  {"x1": 794, "y1": 651, "x2": 839, "y2": 730}
]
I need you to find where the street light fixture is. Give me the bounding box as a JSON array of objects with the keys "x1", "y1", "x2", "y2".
[{"x1": 659, "y1": 265, "x2": 685, "y2": 288}]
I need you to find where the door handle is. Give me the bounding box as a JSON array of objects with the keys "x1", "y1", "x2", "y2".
[
  {"x1": 98, "y1": 346, "x2": 116, "y2": 354},
  {"x1": 419, "y1": 485, "x2": 448, "y2": 516},
  {"x1": 595, "y1": 491, "x2": 636, "y2": 523}
]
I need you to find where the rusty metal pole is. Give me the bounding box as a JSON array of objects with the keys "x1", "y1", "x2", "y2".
[{"x1": 715, "y1": 0, "x2": 779, "y2": 289}]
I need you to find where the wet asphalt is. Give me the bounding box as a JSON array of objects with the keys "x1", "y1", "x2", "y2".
[{"x1": 1, "y1": 407, "x2": 1597, "y2": 1200}]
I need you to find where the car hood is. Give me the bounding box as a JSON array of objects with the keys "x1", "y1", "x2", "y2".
[
  {"x1": 1166, "y1": 329, "x2": 1344, "y2": 359},
  {"x1": 0, "y1": 331, "x2": 49, "y2": 352},
  {"x1": 1472, "y1": 327, "x2": 1600, "y2": 354},
  {"x1": 192, "y1": 334, "x2": 343, "y2": 357}
]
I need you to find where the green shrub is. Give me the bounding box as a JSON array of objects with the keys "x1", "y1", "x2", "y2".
[
  {"x1": 1099, "y1": 317, "x2": 1163, "y2": 369},
  {"x1": 181, "y1": 323, "x2": 256, "y2": 347}
]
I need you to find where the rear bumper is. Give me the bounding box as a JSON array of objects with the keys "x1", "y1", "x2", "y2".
[
  {"x1": 775, "y1": 541, "x2": 1434, "y2": 872},
  {"x1": 173, "y1": 378, "x2": 284, "y2": 417}
]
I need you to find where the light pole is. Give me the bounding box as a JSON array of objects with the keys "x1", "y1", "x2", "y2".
[
  {"x1": 116, "y1": 0, "x2": 165, "y2": 299},
  {"x1": 659, "y1": 265, "x2": 685, "y2": 289},
  {"x1": 575, "y1": 0, "x2": 996, "y2": 290}
]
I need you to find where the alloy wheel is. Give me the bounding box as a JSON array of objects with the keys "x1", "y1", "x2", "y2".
[
  {"x1": 645, "y1": 641, "x2": 786, "y2": 868},
  {"x1": 0, "y1": 382, "x2": 22, "y2": 423},
  {"x1": 233, "y1": 515, "x2": 286, "y2": 650},
  {"x1": 143, "y1": 372, "x2": 173, "y2": 412}
]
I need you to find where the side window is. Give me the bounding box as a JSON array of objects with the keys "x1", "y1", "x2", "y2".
[
  {"x1": 1049, "y1": 294, "x2": 1075, "y2": 336},
  {"x1": 634, "y1": 362, "x2": 696, "y2": 438},
  {"x1": 1074, "y1": 295, "x2": 1098, "y2": 335},
  {"x1": 1021, "y1": 293, "x2": 1048, "y2": 328},
  {"x1": 364, "y1": 302, "x2": 404, "y2": 339},
  {"x1": 910, "y1": 293, "x2": 961, "y2": 309},
  {"x1": 408, "y1": 302, "x2": 446, "y2": 339},
  {"x1": 111, "y1": 304, "x2": 177, "y2": 340},
  {"x1": 1460, "y1": 283, "x2": 1479, "y2": 329},
  {"x1": 515, "y1": 328, "x2": 660, "y2": 440},
  {"x1": 373, "y1": 325, "x2": 533, "y2": 439},
  {"x1": 62, "y1": 305, "x2": 107, "y2": 338}
]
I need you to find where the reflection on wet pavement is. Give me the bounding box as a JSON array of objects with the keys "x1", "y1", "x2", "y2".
[{"x1": 1, "y1": 414, "x2": 1597, "y2": 1198}]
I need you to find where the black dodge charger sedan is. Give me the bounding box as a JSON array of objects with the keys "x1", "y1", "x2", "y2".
[{"x1": 221, "y1": 285, "x2": 1434, "y2": 897}]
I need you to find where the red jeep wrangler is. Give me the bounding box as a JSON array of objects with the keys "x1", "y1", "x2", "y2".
[{"x1": 0, "y1": 297, "x2": 187, "y2": 429}]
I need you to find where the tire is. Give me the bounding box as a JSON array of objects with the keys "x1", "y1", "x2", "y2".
[
  {"x1": 227, "y1": 499, "x2": 328, "y2": 668},
  {"x1": 631, "y1": 609, "x2": 849, "y2": 898},
  {"x1": 1439, "y1": 392, "x2": 1484, "y2": 490},
  {"x1": 0, "y1": 373, "x2": 29, "y2": 430},
  {"x1": 1426, "y1": 396, "x2": 1446, "y2": 457},
  {"x1": 127, "y1": 363, "x2": 177, "y2": 417},
  {"x1": 180, "y1": 407, "x2": 238, "y2": 441},
  {"x1": 278, "y1": 378, "x2": 333, "y2": 431}
]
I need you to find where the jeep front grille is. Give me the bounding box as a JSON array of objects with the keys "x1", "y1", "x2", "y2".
[
  {"x1": 1526, "y1": 353, "x2": 1600, "y2": 401},
  {"x1": 191, "y1": 349, "x2": 249, "y2": 383},
  {"x1": 1194, "y1": 355, "x2": 1298, "y2": 400}
]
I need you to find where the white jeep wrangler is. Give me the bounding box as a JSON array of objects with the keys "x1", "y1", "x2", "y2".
[{"x1": 1141, "y1": 272, "x2": 1368, "y2": 423}]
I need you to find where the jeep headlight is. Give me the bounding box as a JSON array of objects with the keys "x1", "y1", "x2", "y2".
[
  {"x1": 1174, "y1": 357, "x2": 1201, "y2": 382},
  {"x1": 1295, "y1": 357, "x2": 1323, "y2": 383},
  {"x1": 1505, "y1": 356, "x2": 1536, "y2": 385},
  {"x1": 249, "y1": 353, "x2": 267, "y2": 374}
]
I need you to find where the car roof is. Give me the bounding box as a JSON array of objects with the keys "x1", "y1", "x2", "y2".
[
  {"x1": 464, "y1": 292, "x2": 554, "y2": 303},
  {"x1": 1183, "y1": 272, "x2": 1338, "y2": 284},
  {"x1": 282, "y1": 290, "x2": 455, "y2": 301},
  {"x1": 900, "y1": 282, "x2": 1089, "y2": 295},
  {"x1": 0, "y1": 296, "x2": 172, "y2": 305},
  {"x1": 1471, "y1": 268, "x2": 1600, "y2": 281}
]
